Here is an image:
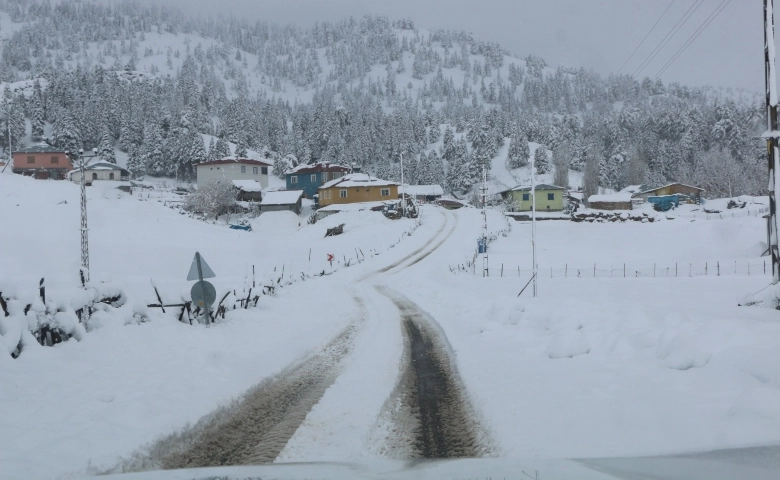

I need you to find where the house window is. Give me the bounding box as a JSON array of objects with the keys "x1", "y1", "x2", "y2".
[
  {"x1": 50, "y1": 156, "x2": 59, "y2": 164},
  {"x1": 291, "y1": 176, "x2": 298, "y2": 184},
  {"x1": 522, "y1": 193, "x2": 530, "y2": 201},
  {"x1": 92, "y1": 173, "x2": 98, "y2": 180},
  {"x1": 27, "y1": 156, "x2": 35, "y2": 164},
  {"x1": 253, "y1": 167, "x2": 258, "y2": 174},
  {"x1": 547, "y1": 193, "x2": 555, "y2": 200},
  {"x1": 261, "y1": 167, "x2": 268, "y2": 174},
  {"x1": 339, "y1": 189, "x2": 347, "y2": 198},
  {"x1": 241, "y1": 166, "x2": 246, "y2": 173},
  {"x1": 109, "y1": 173, "x2": 115, "y2": 180},
  {"x1": 311, "y1": 174, "x2": 317, "y2": 183},
  {"x1": 381, "y1": 188, "x2": 390, "y2": 197},
  {"x1": 322, "y1": 172, "x2": 328, "y2": 181}
]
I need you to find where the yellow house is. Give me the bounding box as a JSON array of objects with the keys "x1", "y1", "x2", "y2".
[
  {"x1": 317, "y1": 173, "x2": 399, "y2": 207},
  {"x1": 500, "y1": 184, "x2": 565, "y2": 212}
]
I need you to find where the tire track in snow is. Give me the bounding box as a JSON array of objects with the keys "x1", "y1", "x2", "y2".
[
  {"x1": 374, "y1": 286, "x2": 490, "y2": 459},
  {"x1": 116, "y1": 298, "x2": 366, "y2": 471}
]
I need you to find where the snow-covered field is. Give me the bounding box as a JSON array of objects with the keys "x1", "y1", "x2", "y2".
[{"x1": 2, "y1": 172, "x2": 780, "y2": 479}]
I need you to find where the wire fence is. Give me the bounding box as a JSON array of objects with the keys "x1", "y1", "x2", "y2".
[
  {"x1": 451, "y1": 259, "x2": 771, "y2": 279},
  {"x1": 677, "y1": 205, "x2": 769, "y2": 220}
]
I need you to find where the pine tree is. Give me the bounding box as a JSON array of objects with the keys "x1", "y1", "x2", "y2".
[
  {"x1": 127, "y1": 144, "x2": 145, "y2": 179},
  {"x1": 235, "y1": 141, "x2": 248, "y2": 158},
  {"x1": 214, "y1": 136, "x2": 230, "y2": 159},
  {"x1": 30, "y1": 81, "x2": 45, "y2": 141},
  {"x1": 98, "y1": 126, "x2": 116, "y2": 163},
  {"x1": 534, "y1": 146, "x2": 550, "y2": 174},
  {"x1": 206, "y1": 137, "x2": 217, "y2": 161},
  {"x1": 507, "y1": 134, "x2": 530, "y2": 168}
]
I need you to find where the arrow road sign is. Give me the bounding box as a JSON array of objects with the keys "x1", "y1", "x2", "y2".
[
  {"x1": 187, "y1": 252, "x2": 216, "y2": 281},
  {"x1": 191, "y1": 280, "x2": 216, "y2": 308}
]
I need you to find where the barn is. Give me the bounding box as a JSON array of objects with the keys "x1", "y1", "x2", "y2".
[
  {"x1": 588, "y1": 193, "x2": 633, "y2": 210},
  {"x1": 260, "y1": 190, "x2": 304, "y2": 215}
]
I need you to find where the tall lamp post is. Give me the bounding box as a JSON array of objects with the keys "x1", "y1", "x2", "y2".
[{"x1": 67, "y1": 147, "x2": 99, "y2": 286}]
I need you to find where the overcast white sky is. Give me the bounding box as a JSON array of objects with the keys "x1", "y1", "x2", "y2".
[{"x1": 150, "y1": 0, "x2": 761, "y2": 93}]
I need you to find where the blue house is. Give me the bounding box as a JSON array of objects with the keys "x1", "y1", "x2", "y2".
[{"x1": 285, "y1": 162, "x2": 351, "y2": 198}]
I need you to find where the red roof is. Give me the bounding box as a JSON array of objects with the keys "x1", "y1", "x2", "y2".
[{"x1": 199, "y1": 158, "x2": 273, "y2": 167}]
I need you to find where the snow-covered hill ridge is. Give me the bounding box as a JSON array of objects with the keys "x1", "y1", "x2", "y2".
[{"x1": 0, "y1": 0, "x2": 767, "y2": 199}]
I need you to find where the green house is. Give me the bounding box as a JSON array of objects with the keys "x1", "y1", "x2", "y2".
[{"x1": 499, "y1": 184, "x2": 565, "y2": 212}]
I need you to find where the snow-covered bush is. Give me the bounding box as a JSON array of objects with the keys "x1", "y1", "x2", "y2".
[{"x1": 184, "y1": 181, "x2": 236, "y2": 220}]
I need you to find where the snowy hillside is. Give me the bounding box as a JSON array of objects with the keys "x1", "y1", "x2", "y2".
[{"x1": 0, "y1": 0, "x2": 767, "y2": 199}]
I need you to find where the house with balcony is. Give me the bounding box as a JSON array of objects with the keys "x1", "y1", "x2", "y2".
[
  {"x1": 196, "y1": 157, "x2": 272, "y2": 189},
  {"x1": 286, "y1": 162, "x2": 351, "y2": 198},
  {"x1": 317, "y1": 173, "x2": 399, "y2": 208}
]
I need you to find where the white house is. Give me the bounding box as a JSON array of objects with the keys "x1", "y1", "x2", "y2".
[
  {"x1": 196, "y1": 157, "x2": 272, "y2": 189},
  {"x1": 68, "y1": 160, "x2": 129, "y2": 184}
]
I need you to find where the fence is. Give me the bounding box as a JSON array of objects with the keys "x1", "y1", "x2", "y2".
[
  {"x1": 678, "y1": 205, "x2": 769, "y2": 221},
  {"x1": 451, "y1": 259, "x2": 771, "y2": 279}
]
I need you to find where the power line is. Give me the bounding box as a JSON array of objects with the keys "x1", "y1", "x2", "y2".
[
  {"x1": 618, "y1": 0, "x2": 676, "y2": 74},
  {"x1": 652, "y1": 0, "x2": 733, "y2": 81},
  {"x1": 631, "y1": 0, "x2": 705, "y2": 79}
]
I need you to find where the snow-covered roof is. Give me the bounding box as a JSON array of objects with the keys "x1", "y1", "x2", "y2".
[
  {"x1": 287, "y1": 162, "x2": 351, "y2": 175},
  {"x1": 588, "y1": 193, "x2": 633, "y2": 203},
  {"x1": 85, "y1": 161, "x2": 124, "y2": 171},
  {"x1": 260, "y1": 190, "x2": 303, "y2": 205},
  {"x1": 620, "y1": 184, "x2": 648, "y2": 194},
  {"x1": 320, "y1": 173, "x2": 399, "y2": 189},
  {"x1": 502, "y1": 183, "x2": 564, "y2": 193},
  {"x1": 232, "y1": 179, "x2": 262, "y2": 192},
  {"x1": 13, "y1": 144, "x2": 66, "y2": 154},
  {"x1": 199, "y1": 157, "x2": 273, "y2": 167},
  {"x1": 400, "y1": 184, "x2": 444, "y2": 196},
  {"x1": 633, "y1": 183, "x2": 704, "y2": 196}
]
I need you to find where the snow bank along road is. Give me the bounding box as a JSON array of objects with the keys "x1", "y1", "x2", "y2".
[{"x1": 120, "y1": 207, "x2": 489, "y2": 470}]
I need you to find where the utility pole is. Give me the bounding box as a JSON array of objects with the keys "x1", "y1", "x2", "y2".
[
  {"x1": 765, "y1": 0, "x2": 780, "y2": 283},
  {"x1": 400, "y1": 151, "x2": 405, "y2": 218},
  {"x1": 531, "y1": 149, "x2": 537, "y2": 297},
  {"x1": 1, "y1": 120, "x2": 11, "y2": 173},
  {"x1": 68, "y1": 148, "x2": 99, "y2": 285},
  {"x1": 481, "y1": 166, "x2": 489, "y2": 277}
]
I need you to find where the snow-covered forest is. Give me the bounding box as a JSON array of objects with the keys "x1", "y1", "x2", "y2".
[{"x1": 0, "y1": 0, "x2": 767, "y2": 197}]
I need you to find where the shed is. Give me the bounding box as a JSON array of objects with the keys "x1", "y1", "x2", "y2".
[
  {"x1": 260, "y1": 190, "x2": 304, "y2": 215},
  {"x1": 400, "y1": 184, "x2": 444, "y2": 202},
  {"x1": 68, "y1": 160, "x2": 129, "y2": 184},
  {"x1": 232, "y1": 179, "x2": 263, "y2": 202},
  {"x1": 587, "y1": 193, "x2": 633, "y2": 210}
]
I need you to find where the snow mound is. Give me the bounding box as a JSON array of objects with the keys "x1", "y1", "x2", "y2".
[
  {"x1": 728, "y1": 387, "x2": 780, "y2": 420},
  {"x1": 546, "y1": 330, "x2": 591, "y2": 359},
  {"x1": 251, "y1": 210, "x2": 301, "y2": 231}
]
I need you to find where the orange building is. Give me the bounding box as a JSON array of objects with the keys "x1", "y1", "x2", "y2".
[
  {"x1": 317, "y1": 173, "x2": 399, "y2": 207},
  {"x1": 12, "y1": 145, "x2": 72, "y2": 179}
]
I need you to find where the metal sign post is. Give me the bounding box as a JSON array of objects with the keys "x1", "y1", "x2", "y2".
[{"x1": 188, "y1": 252, "x2": 216, "y2": 322}]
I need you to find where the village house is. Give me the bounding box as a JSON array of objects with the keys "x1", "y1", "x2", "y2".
[
  {"x1": 12, "y1": 145, "x2": 72, "y2": 180},
  {"x1": 68, "y1": 160, "x2": 129, "y2": 185},
  {"x1": 499, "y1": 184, "x2": 565, "y2": 212},
  {"x1": 260, "y1": 190, "x2": 304, "y2": 215},
  {"x1": 286, "y1": 162, "x2": 350, "y2": 198},
  {"x1": 317, "y1": 173, "x2": 399, "y2": 208},
  {"x1": 632, "y1": 183, "x2": 704, "y2": 204},
  {"x1": 196, "y1": 157, "x2": 272, "y2": 189}
]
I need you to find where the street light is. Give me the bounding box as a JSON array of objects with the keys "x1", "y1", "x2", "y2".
[{"x1": 66, "y1": 147, "x2": 98, "y2": 286}]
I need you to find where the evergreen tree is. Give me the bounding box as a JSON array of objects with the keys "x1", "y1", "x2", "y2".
[
  {"x1": 127, "y1": 144, "x2": 145, "y2": 179},
  {"x1": 214, "y1": 136, "x2": 230, "y2": 159},
  {"x1": 534, "y1": 146, "x2": 550, "y2": 174},
  {"x1": 235, "y1": 141, "x2": 248, "y2": 158},
  {"x1": 97, "y1": 126, "x2": 116, "y2": 163},
  {"x1": 507, "y1": 134, "x2": 530, "y2": 168},
  {"x1": 30, "y1": 81, "x2": 45, "y2": 141}
]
